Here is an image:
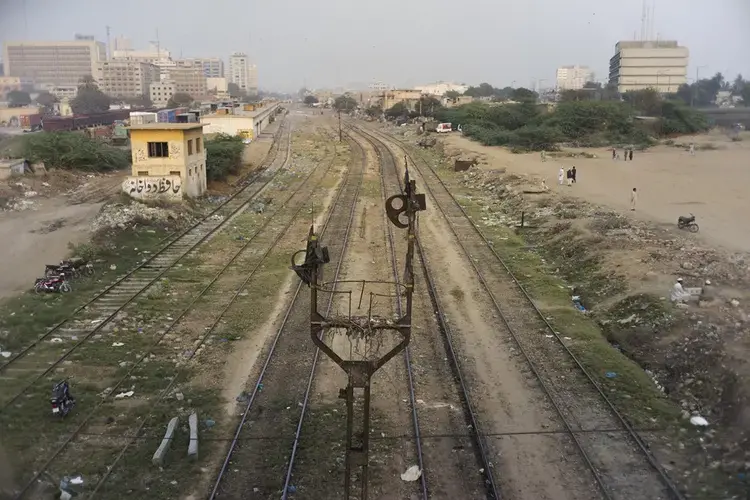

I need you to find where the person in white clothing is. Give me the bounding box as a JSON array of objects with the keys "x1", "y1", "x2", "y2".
[
  {"x1": 558, "y1": 167, "x2": 564, "y2": 185},
  {"x1": 670, "y1": 278, "x2": 691, "y2": 302},
  {"x1": 689, "y1": 143, "x2": 695, "y2": 156}
]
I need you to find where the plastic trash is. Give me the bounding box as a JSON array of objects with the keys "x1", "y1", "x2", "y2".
[
  {"x1": 605, "y1": 372, "x2": 617, "y2": 378},
  {"x1": 112, "y1": 342, "x2": 124, "y2": 347},
  {"x1": 0, "y1": 351, "x2": 11, "y2": 358},
  {"x1": 401, "y1": 465, "x2": 422, "y2": 482},
  {"x1": 205, "y1": 419, "x2": 216, "y2": 428},
  {"x1": 114, "y1": 391, "x2": 135, "y2": 399},
  {"x1": 690, "y1": 415, "x2": 709, "y2": 426}
]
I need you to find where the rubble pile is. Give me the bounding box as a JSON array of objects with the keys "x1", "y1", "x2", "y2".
[{"x1": 91, "y1": 202, "x2": 196, "y2": 233}]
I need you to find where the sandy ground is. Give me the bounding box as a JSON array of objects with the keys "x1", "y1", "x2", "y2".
[
  {"x1": 443, "y1": 131, "x2": 750, "y2": 253},
  {"x1": 0, "y1": 197, "x2": 103, "y2": 299}
]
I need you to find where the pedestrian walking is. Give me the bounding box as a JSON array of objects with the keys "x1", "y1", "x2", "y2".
[
  {"x1": 566, "y1": 168, "x2": 573, "y2": 186},
  {"x1": 558, "y1": 167, "x2": 565, "y2": 185},
  {"x1": 623, "y1": 149, "x2": 629, "y2": 161},
  {"x1": 612, "y1": 148, "x2": 617, "y2": 160},
  {"x1": 630, "y1": 187, "x2": 638, "y2": 211},
  {"x1": 629, "y1": 149, "x2": 633, "y2": 161},
  {"x1": 571, "y1": 166, "x2": 577, "y2": 183},
  {"x1": 689, "y1": 143, "x2": 695, "y2": 156},
  {"x1": 541, "y1": 150, "x2": 547, "y2": 162}
]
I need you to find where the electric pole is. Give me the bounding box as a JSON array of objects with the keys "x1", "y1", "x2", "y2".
[{"x1": 338, "y1": 110, "x2": 342, "y2": 142}]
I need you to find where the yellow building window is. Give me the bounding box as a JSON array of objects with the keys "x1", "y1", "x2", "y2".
[
  {"x1": 187, "y1": 139, "x2": 193, "y2": 155},
  {"x1": 148, "y1": 142, "x2": 169, "y2": 157},
  {"x1": 195, "y1": 137, "x2": 201, "y2": 152}
]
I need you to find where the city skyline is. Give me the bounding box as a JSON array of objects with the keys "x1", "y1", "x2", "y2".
[{"x1": 1, "y1": 0, "x2": 749, "y2": 92}]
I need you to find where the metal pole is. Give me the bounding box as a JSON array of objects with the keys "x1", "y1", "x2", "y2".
[{"x1": 338, "y1": 110, "x2": 342, "y2": 142}]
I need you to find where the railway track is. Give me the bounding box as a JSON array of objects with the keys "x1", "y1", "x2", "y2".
[
  {"x1": 356, "y1": 125, "x2": 499, "y2": 499},
  {"x1": 274, "y1": 128, "x2": 428, "y2": 500},
  {"x1": 0, "y1": 118, "x2": 292, "y2": 410},
  {"x1": 6, "y1": 123, "x2": 344, "y2": 498},
  {"x1": 362, "y1": 124, "x2": 685, "y2": 500},
  {"x1": 209, "y1": 132, "x2": 366, "y2": 499}
]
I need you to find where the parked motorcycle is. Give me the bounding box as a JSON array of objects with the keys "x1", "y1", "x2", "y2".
[
  {"x1": 34, "y1": 275, "x2": 72, "y2": 294},
  {"x1": 51, "y1": 380, "x2": 75, "y2": 417},
  {"x1": 45, "y1": 258, "x2": 93, "y2": 278},
  {"x1": 677, "y1": 213, "x2": 699, "y2": 233}
]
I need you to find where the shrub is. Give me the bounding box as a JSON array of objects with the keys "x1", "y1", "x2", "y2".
[
  {"x1": 22, "y1": 132, "x2": 129, "y2": 171},
  {"x1": 205, "y1": 134, "x2": 245, "y2": 181}
]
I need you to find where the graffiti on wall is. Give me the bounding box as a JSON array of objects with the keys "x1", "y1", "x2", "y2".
[
  {"x1": 168, "y1": 142, "x2": 182, "y2": 160},
  {"x1": 133, "y1": 147, "x2": 148, "y2": 163},
  {"x1": 122, "y1": 175, "x2": 182, "y2": 200}
]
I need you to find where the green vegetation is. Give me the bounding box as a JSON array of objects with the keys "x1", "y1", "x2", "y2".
[
  {"x1": 21, "y1": 131, "x2": 130, "y2": 171},
  {"x1": 205, "y1": 133, "x2": 245, "y2": 181},
  {"x1": 7, "y1": 90, "x2": 31, "y2": 108},
  {"x1": 166, "y1": 92, "x2": 193, "y2": 108},
  {"x1": 435, "y1": 91, "x2": 708, "y2": 152},
  {"x1": 304, "y1": 95, "x2": 319, "y2": 105},
  {"x1": 71, "y1": 75, "x2": 111, "y2": 114},
  {"x1": 333, "y1": 94, "x2": 357, "y2": 112}
]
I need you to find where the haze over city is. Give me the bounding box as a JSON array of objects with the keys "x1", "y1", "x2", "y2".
[{"x1": 1, "y1": 0, "x2": 749, "y2": 90}]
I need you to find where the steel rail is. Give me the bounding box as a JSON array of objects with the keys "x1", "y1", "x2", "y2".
[
  {"x1": 357, "y1": 125, "x2": 498, "y2": 499},
  {"x1": 210, "y1": 131, "x2": 364, "y2": 500},
  {"x1": 0, "y1": 119, "x2": 291, "y2": 384},
  {"x1": 12, "y1": 124, "x2": 337, "y2": 499},
  {"x1": 369, "y1": 125, "x2": 685, "y2": 500},
  {"x1": 87, "y1": 127, "x2": 340, "y2": 498}
]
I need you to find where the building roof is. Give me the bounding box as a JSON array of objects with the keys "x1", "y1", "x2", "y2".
[{"x1": 128, "y1": 123, "x2": 205, "y2": 131}]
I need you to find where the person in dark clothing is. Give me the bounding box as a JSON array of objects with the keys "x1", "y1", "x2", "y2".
[
  {"x1": 566, "y1": 168, "x2": 573, "y2": 186},
  {"x1": 629, "y1": 149, "x2": 633, "y2": 161},
  {"x1": 612, "y1": 148, "x2": 616, "y2": 160},
  {"x1": 571, "y1": 166, "x2": 577, "y2": 183},
  {"x1": 623, "y1": 149, "x2": 628, "y2": 161}
]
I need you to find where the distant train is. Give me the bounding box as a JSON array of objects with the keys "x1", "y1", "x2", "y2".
[{"x1": 41, "y1": 110, "x2": 133, "y2": 133}]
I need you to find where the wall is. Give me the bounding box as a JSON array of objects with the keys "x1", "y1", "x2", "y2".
[
  {"x1": 122, "y1": 175, "x2": 183, "y2": 200},
  {"x1": 129, "y1": 127, "x2": 207, "y2": 198},
  {"x1": 0, "y1": 107, "x2": 41, "y2": 126}
]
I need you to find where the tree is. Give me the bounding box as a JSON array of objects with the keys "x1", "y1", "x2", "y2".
[
  {"x1": 7, "y1": 90, "x2": 32, "y2": 108},
  {"x1": 227, "y1": 83, "x2": 246, "y2": 99},
  {"x1": 511, "y1": 87, "x2": 538, "y2": 102},
  {"x1": 445, "y1": 90, "x2": 461, "y2": 101},
  {"x1": 732, "y1": 75, "x2": 745, "y2": 94},
  {"x1": 70, "y1": 75, "x2": 111, "y2": 114},
  {"x1": 205, "y1": 134, "x2": 245, "y2": 181},
  {"x1": 385, "y1": 102, "x2": 409, "y2": 119},
  {"x1": 741, "y1": 86, "x2": 750, "y2": 107},
  {"x1": 365, "y1": 105, "x2": 382, "y2": 118},
  {"x1": 464, "y1": 83, "x2": 495, "y2": 98},
  {"x1": 34, "y1": 91, "x2": 58, "y2": 115},
  {"x1": 333, "y1": 95, "x2": 357, "y2": 113},
  {"x1": 166, "y1": 92, "x2": 193, "y2": 108},
  {"x1": 623, "y1": 89, "x2": 662, "y2": 116},
  {"x1": 415, "y1": 95, "x2": 442, "y2": 117},
  {"x1": 303, "y1": 95, "x2": 319, "y2": 106},
  {"x1": 560, "y1": 89, "x2": 593, "y2": 102}
]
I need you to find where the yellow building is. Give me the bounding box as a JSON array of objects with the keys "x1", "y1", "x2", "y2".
[{"x1": 124, "y1": 123, "x2": 207, "y2": 200}]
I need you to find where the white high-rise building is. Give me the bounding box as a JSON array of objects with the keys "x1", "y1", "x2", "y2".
[
  {"x1": 228, "y1": 52, "x2": 257, "y2": 95},
  {"x1": 608, "y1": 40, "x2": 688, "y2": 94},
  {"x1": 555, "y1": 66, "x2": 594, "y2": 91}
]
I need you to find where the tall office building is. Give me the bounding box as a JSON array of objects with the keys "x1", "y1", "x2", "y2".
[
  {"x1": 228, "y1": 52, "x2": 257, "y2": 94},
  {"x1": 555, "y1": 66, "x2": 594, "y2": 90},
  {"x1": 2, "y1": 39, "x2": 106, "y2": 87},
  {"x1": 165, "y1": 60, "x2": 207, "y2": 97},
  {"x1": 192, "y1": 58, "x2": 224, "y2": 78},
  {"x1": 608, "y1": 40, "x2": 688, "y2": 94},
  {"x1": 97, "y1": 60, "x2": 160, "y2": 98}
]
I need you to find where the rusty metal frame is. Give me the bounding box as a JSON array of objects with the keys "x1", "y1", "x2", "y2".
[{"x1": 291, "y1": 167, "x2": 425, "y2": 500}]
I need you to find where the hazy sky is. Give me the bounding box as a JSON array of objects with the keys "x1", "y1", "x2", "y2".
[{"x1": 1, "y1": 0, "x2": 748, "y2": 92}]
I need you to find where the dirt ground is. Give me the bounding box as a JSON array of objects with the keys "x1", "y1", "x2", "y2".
[
  {"x1": 0, "y1": 197, "x2": 104, "y2": 299},
  {"x1": 443, "y1": 130, "x2": 750, "y2": 253}
]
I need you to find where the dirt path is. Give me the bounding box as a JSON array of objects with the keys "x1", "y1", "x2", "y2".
[
  {"x1": 0, "y1": 197, "x2": 103, "y2": 299},
  {"x1": 442, "y1": 131, "x2": 750, "y2": 253}
]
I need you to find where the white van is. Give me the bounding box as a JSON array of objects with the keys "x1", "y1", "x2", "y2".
[{"x1": 436, "y1": 123, "x2": 452, "y2": 133}]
